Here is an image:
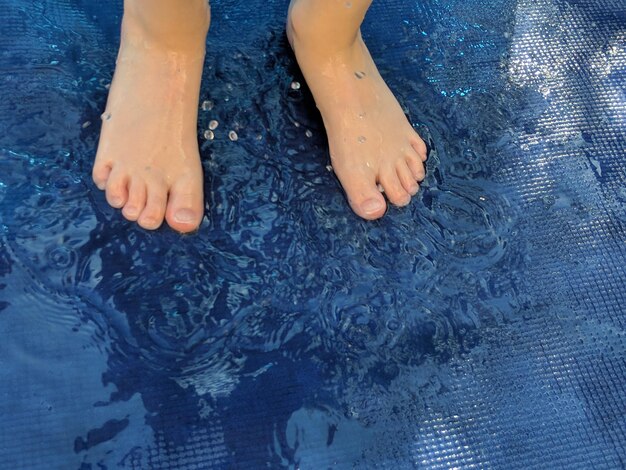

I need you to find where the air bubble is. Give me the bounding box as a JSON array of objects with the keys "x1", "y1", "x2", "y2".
[
  {"x1": 228, "y1": 130, "x2": 239, "y2": 141},
  {"x1": 305, "y1": 130, "x2": 313, "y2": 138},
  {"x1": 201, "y1": 100, "x2": 214, "y2": 111},
  {"x1": 326, "y1": 165, "x2": 334, "y2": 172},
  {"x1": 542, "y1": 195, "x2": 556, "y2": 207},
  {"x1": 82, "y1": 121, "x2": 91, "y2": 129},
  {"x1": 101, "y1": 112, "x2": 112, "y2": 121},
  {"x1": 463, "y1": 148, "x2": 478, "y2": 162},
  {"x1": 291, "y1": 81, "x2": 301, "y2": 90},
  {"x1": 48, "y1": 247, "x2": 74, "y2": 269},
  {"x1": 203, "y1": 130, "x2": 214, "y2": 140},
  {"x1": 209, "y1": 120, "x2": 219, "y2": 130},
  {"x1": 377, "y1": 184, "x2": 385, "y2": 193}
]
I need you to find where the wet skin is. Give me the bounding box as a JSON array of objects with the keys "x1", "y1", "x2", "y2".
[{"x1": 93, "y1": 0, "x2": 427, "y2": 230}]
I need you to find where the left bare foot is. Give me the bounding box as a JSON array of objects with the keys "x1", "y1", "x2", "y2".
[{"x1": 287, "y1": 0, "x2": 427, "y2": 220}]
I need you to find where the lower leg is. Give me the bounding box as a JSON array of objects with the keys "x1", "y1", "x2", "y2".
[
  {"x1": 288, "y1": 0, "x2": 371, "y2": 49},
  {"x1": 288, "y1": 0, "x2": 427, "y2": 220},
  {"x1": 92, "y1": 0, "x2": 210, "y2": 232}
]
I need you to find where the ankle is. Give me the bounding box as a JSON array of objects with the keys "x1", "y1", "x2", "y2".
[
  {"x1": 123, "y1": 0, "x2": 210, "y2": 53},
  {"x1": 287, "y1": 0, "x2": 360, "y2": 53}
]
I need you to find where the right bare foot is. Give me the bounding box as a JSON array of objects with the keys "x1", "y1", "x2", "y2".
[{"x1": 92, "y1": 0, "x2": 210, "y2": 232}]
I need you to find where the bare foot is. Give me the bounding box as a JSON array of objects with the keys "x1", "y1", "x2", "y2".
[
  {"x1": 287, "y1": 1, "x2": 427, "y2": 220},
  {"x1": 92, "y1": 0, "x2": 210, "y2": 232}
]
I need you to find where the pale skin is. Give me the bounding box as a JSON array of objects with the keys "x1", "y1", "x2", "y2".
[{"x1": 92, "y1": 0, "x2": 427, "y2": 232}]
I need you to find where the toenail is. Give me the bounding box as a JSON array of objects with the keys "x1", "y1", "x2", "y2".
[
  {"x1": 361, "y1": 198, "x2": 385, "y2": 215},
  {"x1": 124, "y1": 206, "x2": 138, "y2": 216},
  {"x1": 174, "y1": 209, "x2": 196, "y2": 223},
  {"x1": 409, "y1": 184, "x2": 419, "y2": 195},
  {"x1": 110, "y1": 197, "x2": 123, "y2": 207},
  {"x1": 141, "y1": 217, "x2": 159, "y2": 229}
]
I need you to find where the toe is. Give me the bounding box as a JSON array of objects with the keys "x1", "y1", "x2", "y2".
[
  {"x1": 397, "y1": 161, "x2": 419, "y2": 196},
  {"x1": 165, "y1": 173, "x2": 204, "y2": 233},
  {"x1": 379, "y1": 165, "x2": 411, "y2": 207},
  {"x1": 411, "y1": 134, "x2": 428, "y2": 162},
  {"x1": 105, "y1": 168, "x2": 129, "y2": 208},
  {"x1": 334, "y1": 165, "x2": 387, "y2": 220},
  {"x1": 406, "y1": 152, "x2": 426, "y2": 182},
  {"x1": 122, "y1": 179, "x2": 147, "y2": 221},
  {"x1": 138, "y1": 183, "x2": 167, "y2": 230},
  {"x1": 93, "y1": 161, "x2": 112, "y2": 190}
]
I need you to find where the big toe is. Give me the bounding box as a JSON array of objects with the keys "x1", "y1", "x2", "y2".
[
  {"x1": 165, "y1": 174, "x2": 204, "y2": 233},
  {"x1": 335, "y1": 167, "x2": 387, "y2": 220}
]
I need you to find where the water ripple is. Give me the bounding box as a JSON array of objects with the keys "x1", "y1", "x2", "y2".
[{"x1": 0, "y1": 5, "x2": 528, "y2": 463}]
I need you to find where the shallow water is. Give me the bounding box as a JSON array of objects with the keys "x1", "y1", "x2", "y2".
[{"x1": 1, "y1": 0, "x2": 625, "y2": 468}]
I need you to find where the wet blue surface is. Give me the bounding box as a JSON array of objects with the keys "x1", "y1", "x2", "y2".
[{"x1": 0, "y1": 0, "x2": 625, "y2": 468}]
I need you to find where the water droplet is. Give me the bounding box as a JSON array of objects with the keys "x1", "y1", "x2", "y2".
[
  {"x1": 294, "y1": 121, "x2": 300, "y2": 128},
  {"x1": 291, "y1": 81, "x2": 301, "y2": 90},
  {"x1": 228, "y1": 130, "x2": 239, "y2": 141},
  {"x1": 358, "y1": 112, "x2": 366, "y2": 119},
  {"x1": 201, "y1": 100, "x2": 214, "y2": 111},
  {"x1": 82, "y1": 121, "x2": 91, "y2": 129},
  {"x1": 345, "y1": 1, "x2": 352, "y2": 7},
  {"x1": 355, "y1": 71, "x2": 366, "y2": 79},
  {"x1": 326, "y1": 165, "x2": 334, "y2": 172},
  {"x1": 209, "y1": 120, "x2": 219, "y2": 130},
  {"x1": 357, "y1": 135, "x2": 367, "y2": 143},
  {"x1": 377, "y1": 183, "x2": 385, "y2": 193},
  {"x1": 305, "y1": 130, "x2": 313, "y2": 138},
  {"x1": 203, "y1": 130, "x2": 214, "y2": 140},
  {"x1": 101, "y1": 112, "x2": 112, "y2": 121}
]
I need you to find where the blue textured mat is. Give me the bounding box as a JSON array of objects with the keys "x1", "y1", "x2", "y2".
[{"x1": 1, "y1": 0, "x2": 625, "y2": 468}]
